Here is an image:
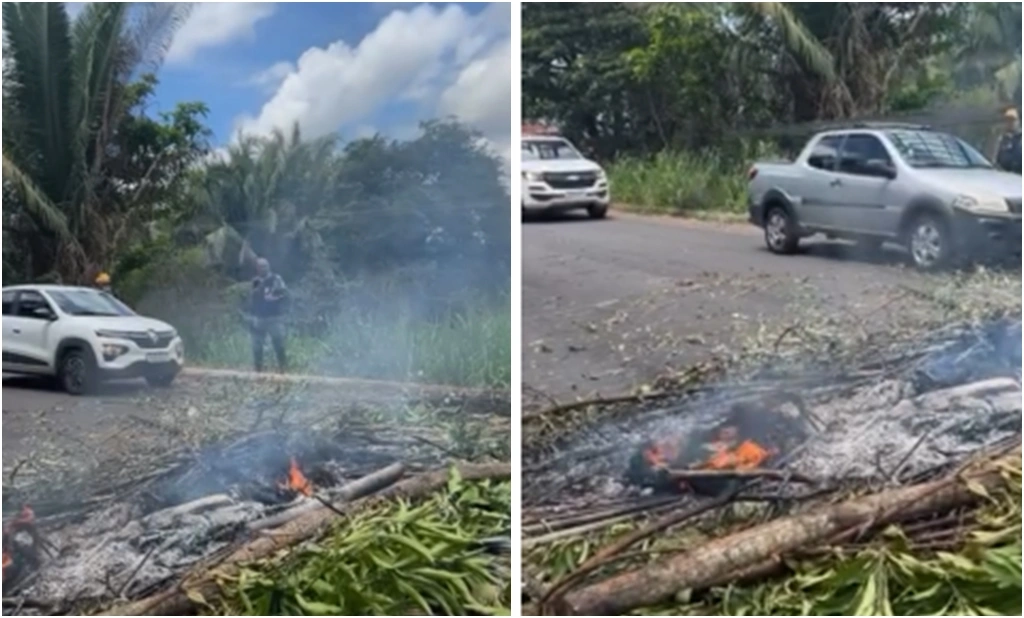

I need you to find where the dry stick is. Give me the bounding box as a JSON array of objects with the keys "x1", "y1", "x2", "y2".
[
  {"x1": 538, "y1": 489, "x2": 745, "y2": 612},
  {"x1": 248, "y1": 462, "x2": 405, "y2": 532},
  {"x1": 523, "y1": 495, "x2": 684, "y2": 536},
  {"x1": 100, "y1": 462, "x2": 511, "y2": 616},
  {"x1": 666, "y1": 468, "x2": 819, "y2": 485},
  {"x1": 558, "y1": 445, "x2": 1020, "y2": 616}
]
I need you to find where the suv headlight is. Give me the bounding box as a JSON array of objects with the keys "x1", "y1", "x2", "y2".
[
  {"x1": 522, "y1": 171, "x2": 543, "y2": 182},
  {"x1": 596, "y1": 168, "x2": 607, "y2": 180},
  {"x1": 952, "y1": 194, "x2": 1009, "y2": 214}
]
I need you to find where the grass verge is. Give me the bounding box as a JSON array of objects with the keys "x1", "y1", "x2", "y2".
[
  {"x1": 607, "y1": 151, "x2": 751, "y2": 218},
  {"x1": 186, "y1": 300, "x2": 511, "y2": 389}
]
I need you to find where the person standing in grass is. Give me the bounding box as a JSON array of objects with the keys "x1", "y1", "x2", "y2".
[
  {"x1": 246, "y1": 257, "x2": 290, "y2": 373},
  {"x1": 994, "y1": 107, "x2": 1021, "y2": 174}
]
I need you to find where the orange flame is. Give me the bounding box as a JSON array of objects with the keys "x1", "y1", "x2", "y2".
[
  {"x1": 702, "y1": 438, "x2": 773, "y2": 471},
  {"x1": 280, "y1": 457, "x2": 313, "y2": 497}
]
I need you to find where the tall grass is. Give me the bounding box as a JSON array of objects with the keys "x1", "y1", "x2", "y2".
[
  {"x1": 187, "y1": 298, "x2": 511, "y2": 389},
  {"x1": 607, "y1": 142, "x2": 780, "y2": 217}
]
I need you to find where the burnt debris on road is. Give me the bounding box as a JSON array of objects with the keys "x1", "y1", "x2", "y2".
[
  {"x1": 2, "y1": 379, "x2": 511, "y2": 616},
  {"x1": 522, "y1": 318, "x2": 1022, "y2": 615}
]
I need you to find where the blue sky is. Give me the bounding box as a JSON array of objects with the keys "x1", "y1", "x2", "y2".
[{"x1": 67, "y1": 2, "x2": 511, "y2": 157}]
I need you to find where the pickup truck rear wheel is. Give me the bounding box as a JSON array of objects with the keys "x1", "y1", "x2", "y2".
[
  {"x1": 763, "y1": 206, "x2": 800, "y2": 254},
  {"x1": 906, "y1": 214, "x2": 953, "y2": 271}
]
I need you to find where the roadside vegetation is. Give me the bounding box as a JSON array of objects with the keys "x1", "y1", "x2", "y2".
[
  {"x1": 2, "y1": 2, "x2": 510, "y2": 388},
  {"x1": 524, "y1": 2, "x2": 1022, "y2": 217}
]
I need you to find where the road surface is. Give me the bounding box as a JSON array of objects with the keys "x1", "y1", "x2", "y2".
[{"x1": 523, "y1": 211, "x2": 921, "y2": 400}]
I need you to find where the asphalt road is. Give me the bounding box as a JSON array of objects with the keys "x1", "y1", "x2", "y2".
[{"x1": 523, "y1": 211, "x2": 919, "y2": 400}]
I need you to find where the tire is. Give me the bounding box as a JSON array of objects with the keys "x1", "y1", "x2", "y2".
[
  {"x1": 58, "y1": 348, "x2": 97, "y2": 396},
  {"x1": 763, "y1": 205, "x2": 800, "y2": 254},
  {"x1": 146, "y1": 372, "x2": 177, "y2": 388},
  {"x1": 587, "y1": 203, "x2": 608, "y2": 220},
  {"x1": 905, "y1": 213, "x2": 954, "y2": 271}
]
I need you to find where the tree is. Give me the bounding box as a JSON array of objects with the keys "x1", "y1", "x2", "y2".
[{"x1": 1, "y1": 2, "x2": 209, "y2": 284}]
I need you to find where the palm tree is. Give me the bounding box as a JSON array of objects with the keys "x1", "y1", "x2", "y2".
[{"x1": 2, "y1": 2, "x2": 192, "y2": 283}]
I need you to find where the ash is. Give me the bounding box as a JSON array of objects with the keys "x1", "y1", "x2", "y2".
[
  {"x1": 8, "y1": 424, "x2": 444, "y2": 613},
  {"x1": 27, "y1": 497, "x2": 267, "y2": 604},
  {"x1": 526, "y1": 320, "x2": 1022, "y2": 505}
]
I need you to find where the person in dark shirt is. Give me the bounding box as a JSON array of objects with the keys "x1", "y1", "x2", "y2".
[
  {"x1": 994, "y1": 107, "x2": 1021, "y2": 174},
  {"x1": 246, "y1": 257, "x2": 289, "y2": 372}
]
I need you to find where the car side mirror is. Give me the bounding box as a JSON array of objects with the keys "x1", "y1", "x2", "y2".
[
  {"x1": 33, "y1": 306, "x2": 57, "y2": 321},
  {"x1": 864, "y1": 159, "x2": 897, "y2": 180}
]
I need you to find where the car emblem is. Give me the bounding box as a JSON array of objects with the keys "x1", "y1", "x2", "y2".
[
  {"x1": 148, "y1": 330, "x2": 158, "y2": 343},
  {"x1": 567, "y1": 175, "x2": 580, "y2": 181}
]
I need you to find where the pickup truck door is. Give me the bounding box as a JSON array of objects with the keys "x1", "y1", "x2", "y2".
[
  {"x1": 830, "y1": 134, "x2": 903, "y2": 236},
  {"x1": 795, "y1": 135, "x2": 845, "y2": 228}
]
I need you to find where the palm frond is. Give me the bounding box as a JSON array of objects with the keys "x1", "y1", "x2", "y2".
[
  {"x1": 2, "y1": 2, "x2": 74, "y2": 199},
  {"x1": 737, "y1": 1, "x2": 838, "y2": 83},
  {"x1": 2, "y1": 152, "x2": 74, "y2": 241}
]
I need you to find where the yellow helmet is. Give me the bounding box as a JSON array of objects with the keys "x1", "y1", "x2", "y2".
[
  {"x1": 1005, "y1": 107, "x2": 1019, "y2": 121},
  {"x1": 95, "y1": 272, "x2": 111, "y2": 286}
]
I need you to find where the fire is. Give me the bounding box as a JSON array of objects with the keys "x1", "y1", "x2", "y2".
[
  {"x1": 280, "y1": 457, "x2": 313, "y2": 497},
  {"x1": 702, "y1": 438, "x2": 773, "y2": 471},
  {"x1": 3, "y1": 504, "x2": 37, "y2": 582}
]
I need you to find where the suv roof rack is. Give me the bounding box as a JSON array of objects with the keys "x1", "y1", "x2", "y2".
[{"x1": 850, "y1": 122, "x2": 933, "y2": 131}]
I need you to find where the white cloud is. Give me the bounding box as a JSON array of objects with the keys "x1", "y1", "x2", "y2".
[
  {"x1": 167, "y1": 3, "x2": 275, "y2": 64},
  {"x1": 247, "y1": 60, "x2": 295, "y2": 94},
  {"x1": 235, "y1": 3, "x2": 511, "y2": 160},
  {"x1": 438, "y1": 41, "x2": 511, "y2": 161}
]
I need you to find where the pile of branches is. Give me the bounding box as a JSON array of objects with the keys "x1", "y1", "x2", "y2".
[
  {"x1": 523, "y1": 439, "x2": 1021, "y2": 615},
  {"x1": 4, "y1": 462, "x2": 511, "y2": 616}
]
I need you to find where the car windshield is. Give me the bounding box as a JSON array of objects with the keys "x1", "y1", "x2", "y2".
[
  {"x1": 884, "y1": 130, "x2": 993, "y2": 169},
  {"x1": 47, "y1": 289, "x2": 135, "y2": 317},
  {"x1": 522, "y1": 139, "x2": 583, "y2": 161}
]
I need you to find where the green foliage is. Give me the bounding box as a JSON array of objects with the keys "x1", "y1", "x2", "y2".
[
  {"x1": 2, "y1": 2, "x2": 207, "y2": 284},
  {"x1": 220, "y1": 476, "x2": 512, "y2": 616},
  {"x1": 608, "y1": 142, "x2": 780, "y2": 215},
  {"x1": 523, "y1": 2, "x2": 1021, "y2": 161}
]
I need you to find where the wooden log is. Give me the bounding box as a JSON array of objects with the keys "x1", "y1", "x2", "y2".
[
  {"x1": 100, "y1": 462, "x2": 511, "y2": 616},
  {"x1": 557, "y1": 445, "x2": 1020, "y2": 616},
  {"x1": 248, "y1": 462, "x2": 406, "y2": 532}
]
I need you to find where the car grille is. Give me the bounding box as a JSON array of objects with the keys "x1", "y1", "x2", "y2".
[
  {"x1": 543, "y1": 171, "x2": 599, "y2": 190},
  {"x1": 1007, "y1": 198, "x2": 1022, "y2": 215},
  {"x1": 127, "y1": 331, "x2": 175, "y2": 349}
]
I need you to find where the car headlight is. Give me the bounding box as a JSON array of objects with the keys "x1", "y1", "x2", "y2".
[
  {"x1": 951, "y1": 194, "x2": 1009, "y2": 214},
  {"x1": 596, "y1": 168, "x2": 607, "y2": 180},
  {"x1": 101, "y1": 344, "x2": 129, "y2": 361},
  {"x1": 522, "y1": 171, "x2": 543, "y2": 182}
]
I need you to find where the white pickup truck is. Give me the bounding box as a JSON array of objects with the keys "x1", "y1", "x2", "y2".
[
  {"x1": 748, "y1": 124, "x2": 1022, "y2": 270},
  {"x1": 521, "y1": 135, "x2": 610, "y2": 219}
]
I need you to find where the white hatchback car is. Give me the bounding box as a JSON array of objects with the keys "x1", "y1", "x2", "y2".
[{"x1": 1, "y1": 285, "x2": 185, "y2": 394}]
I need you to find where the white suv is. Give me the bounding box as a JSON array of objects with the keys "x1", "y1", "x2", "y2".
[
  {"x1": 522, "y1": 135, "x2": 610, "y2": 219},
  {"x1": 1, "y1": 285, "x2": 185, "y2": 394}
]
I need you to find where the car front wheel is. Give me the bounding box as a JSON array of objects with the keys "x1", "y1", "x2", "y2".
[
  {"x1": 59, "y1": 348, "x2": 97, "y2": 395},
  {"x1": 907, "y1": 214, "x2": 953, "y2": 271},
  {"x1": 588, "y1": 203, "x2": 608, "y2": 219}
]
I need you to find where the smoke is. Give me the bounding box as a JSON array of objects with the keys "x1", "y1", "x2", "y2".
[{"x1": 525, "y1": 319, "x2": 1022, "y2": 503}]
